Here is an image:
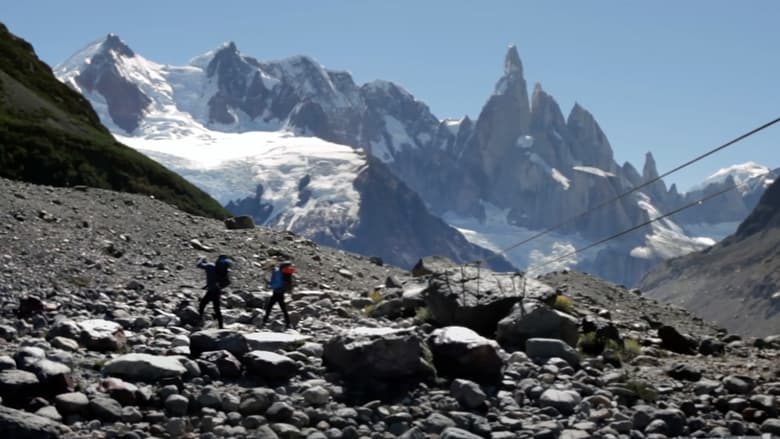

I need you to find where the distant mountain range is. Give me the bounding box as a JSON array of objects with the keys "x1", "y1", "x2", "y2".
[
  {"x1": 54, "y1": 34, "x2": 775, "y2": 284},
  {"x1": 641, "y1": 176, "x2": 780, "y2": 336}
]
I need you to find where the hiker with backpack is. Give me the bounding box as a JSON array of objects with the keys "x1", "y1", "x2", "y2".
[
  {"x1": 263, "y1": 260, "x2": 295, "y2": 329},
  {"x1": 197, "y1": 255, "x2": 233, "y2": 329}
]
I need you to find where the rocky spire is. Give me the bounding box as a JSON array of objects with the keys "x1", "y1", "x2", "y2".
[
  {"x1": 642, "y1": 152, "x2": 660, "y2": 181},
  {"x1": 566, "y1": 103, "x2": 615, "y2": 170},
  {"x1": 504, "y1": 45, "x2": 523, "y2": 75},
  {"x1": 206, "y1": 41, "x2": 245, "y2": 78},
  {"x1": 100, "y1": 33, "x2": 135, "y2": 58}
]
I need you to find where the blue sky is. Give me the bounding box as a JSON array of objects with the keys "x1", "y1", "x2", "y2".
[{"x1": 4, "y1": 1, "x2": 779, "y2": 191}]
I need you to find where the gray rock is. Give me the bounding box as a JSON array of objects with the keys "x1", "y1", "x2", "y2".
[
  {"x1": 421, "y1": 413, "x2": 456, "y2": 433},
  {"x1": 166, "y1": 417, "x2": 189, "y2": 436},
  {"x1": 244, "y1": 332, "x2": 311, "y2": 352},
  {"x1": 49, "y1": 337, "x2": 79, "y2": 352},
  {"x1": 525, "y1": 338, "x2": 580, "y2": 367},
  {"x1": 102, "y1": 353, "x2": 187, "y2": 382},
  {"x1": 0, "y1": 405, "x2": 71, "y2": 439},
  {"x1": 34, "y1": 406, "x2": 61, "y2": 423},
  {"x1": 239, "y1": 388, "x2": 277, "y2": 415},
  {"x1": 0, "y1": 324, "x2": 17, "y2": 341},
  {"x1": 225, "y1": 215, "x2": 255, "y2": 229},
  {"x1": 0, "y1": 355, "x2": 15, "y2": 371},
  {"x1": 243, "y1": 351, "x2": 299, "y2": 381},
  {"x1": 98, "y1": 377, "x2": 139, "y2": 406},
  {"x1": 190, "y1": 329, "x2": 249, "y2": 357},
  {"x1": 200, "y1": 350, "x2": 243, "y2": 378},
  {"x1": 657, "y1": 325, "x2": 696, "y2": 355},
  {"x1": 302, "y1": 386, "x2": 330, "y2": 406},
  {"x1": 496, "y1": 299, "x2": 578, "y2": 350},
  {"x1": 450, "y1": 378, "x2": 487, "y2": 409},
  {"x1": 24, "y1": 359, "x2": 74, "y2": 396},
  {"x1": 538, "y1": 388, "x2": 581, "y2": 415},
  {"x1": 165, "y1": 394, "x2": 189, "y2": 417},
  {"x1": 723, "y1": 375, "x2": 753, "y2": 394},
  {"x1": 0, "y1": 369, "x2": 41, "y2": 405},
  {"x1": 322, "y1": 327, "x2": 435, "y2": 384},
  {"x1": 440, "y1": 426, "x2": 483, "y2": 439},
  {"x1": 54, "y1": 392, "x2": 89, "y2": 416},
  {"x1": 78, "y1": 319, "x2": 127, "y2": 352},
  {"x1": 652, "y1": 408, "x2": 686, "y2": 437},
  {"x1": 89, "y1": 396, "x2": 123, "y2": 421},
  {"x1": 429, "y1": 326, "x2": 504, "y2": 384},
  {"x1": 412, "y1": 256, "x2": 457, "y2": 277},
  {"x1": 266, "y1": 401, "x2": 295, "y2": 422},
  {"x1": 761, "y1": 418, "x2": 780, "y2": 435}
]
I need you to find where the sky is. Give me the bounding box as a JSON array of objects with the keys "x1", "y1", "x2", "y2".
[{"x1": 4, "y1": 1, "x2": 779, "y2": 191}]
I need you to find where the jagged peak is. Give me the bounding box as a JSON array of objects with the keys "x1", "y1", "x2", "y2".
[
  {"x1": 504, "y1": 44, "x2": 523, "y2": 75},
  {"x1": 54, "y1": 33, "x2": 135, "y2": 78},
  {"x1": 642, "y1": 151, "x2": 660, "y2": 179},
  {"x1": 567, "y1": 102, "x2": 595, "y2": 125},
  {"x1": 362, "y1": 79, "x2": 414, "y2": 100},
  {"x1": 189, "y1": 41, "x2": 242, "y2": 69},
  {"x1": 101, "y1": 33, "x2": 134, "y2": 57}
]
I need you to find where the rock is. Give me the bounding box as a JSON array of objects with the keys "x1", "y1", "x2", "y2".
[
  {"x1": 428, "y1": 326, "x2": 504, "y2": 384},
  {"x1": 0, "y1": 405, "x2": 71, "y2": 439},
  {"x1": 525, "y1": 338, "x2": 580, "y2": 367},
  {"x1": 370, "y1": 298, "x2": 407, "y2": 319},
  {"x1": 440, "y1": 426, "x2": 483, "y2": 439},
  {"x1": 89, "y1": 396, "x2": 123, "y2": 421},
  {"x1": 652, "y1": 408, "x2": 686, "y2": 437},
  {"x1": 0, "y1": 324, "x2": 17, "y2": 341},
  {"x1": 0, "y1": 369, "x2": 41, "y2": 406},
  {"x1": 421, "y1": 413, "x2": 457, "y2": 433},
  {"x1": 302, "y1": 386, "x2": 330, "y2": 406},
  {"x1": 34, "y1": 406, "x2": 61, "y2": 423},
  {"x1": 17, "y1": 296, "x2": 45, "y2": 318},
  {"x1": 189, "y1": 239, "x2": 213, "y2": 251},
  {"x1": 698, "y1": 337, "x2": 725, "y2": 356},
  {"x1": 761, "y1": 418, "x2": 780, "y2": 435},
  {"x1": 98, "y1": 377, "x2": 139, "y2": 406},
  {"x1": 266, "y1": 401, "x2": 295, "y2": 422},
  {"x1": 225, "y1": 215, "x2": 255, "y2": 229},
  {"x1": 450, "y1": 379, "x2": 487, "y2": 409},
  {"x1": 24, "y1": 359, "x2": 75, "y2": 396},
  {"x1": 0, "y1": 355, "x2": 15, "y2": 370},
  {"x1": 243, "y1": 351, "x2": 299, "y2": 381},
  {"x1": 538, "y1": 389, "x2": 581, "y2": 415},
  {"x1": 200, "y1": 350, "x2": 243, "y2": 378},
  {"x1": 54, "y1": 392, "x2": 89, "y2": 416},
  {"x1": 424, "y1": 267, "x2": 554, "y2": 335},
  {"x1": 665, "y1": 363, "x2": 702, "y2": 382},
  {"x1": 190, "y1": 329, "x2": 249, "y2": 357},
  {"x1": 243, "y1": 332, "x2": 311, "y2": 352},
  {"x1": 166, "y1": 417, "x2": 189, "y2": 436},
  {"x1": 322, "y1": 327, "x2": 435, "y2": 388},
  {"x1": 412, "y1": 256, "x2": 457, "y2": 277},
  {"x1": 239, "y1": 388, "x2": 277, "y2": 415},
  {"x1": 657, "y1": 325, "x2": 697, "y2": 354},
  {"x1": 50, "y1": 337, "x2": 79, "y2": 352},
  {"x1": 102, "y1": 353, "x2": 187, "y2": 382},
  {"x1": 723, "y1": 375, "x2": 754, "y2": 394},
  {"x1": 496, "y1": 300, "x2": 579, "y2": 350},
  {"x1": 78, "y1": 319, "x2": 126, "y2": 352},
  {"x1": 165, "y1": 394, "x2": 189, "y2": 417}
]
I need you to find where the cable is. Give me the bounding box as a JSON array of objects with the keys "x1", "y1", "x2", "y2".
[
  {"x1": 526, "y1": 173, "x2": 765, "y2": 274},
  {"x1": 480, "y1": 116, "x2": 780, "y2": 264}
]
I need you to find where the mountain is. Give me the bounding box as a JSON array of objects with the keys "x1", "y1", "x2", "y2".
[
  {"x1": 672, "y1": 163, "x2": 779, "y2": 240},
  {"x1": 56, "y1": 36, "x2": 719, "y2": 285},
  {"x1": 54, "y1": 34, "x2": 511, "y2": 270},
  {"x1": 640, "y1": 177, "x2": 780, "y2": 336},
  {"x1": 0, "y1": 24, "x2": 228, "y2": 219}
]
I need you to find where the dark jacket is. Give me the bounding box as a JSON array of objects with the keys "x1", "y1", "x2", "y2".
[{"x1": 198, "y1": 260, "x2": 220, "y2": 291}]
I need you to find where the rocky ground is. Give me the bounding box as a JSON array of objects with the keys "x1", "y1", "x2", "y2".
[{"x1": 1, "y1": 176, "x2": 779, "y2": 439}]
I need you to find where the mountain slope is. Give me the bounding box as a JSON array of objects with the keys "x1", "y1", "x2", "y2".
[
  {"x1": 0, "y1": 23, "x2": 229, "y2": 219},
  {"x1": 640, "y1": 178, "x2": 780, "y2": 336}
]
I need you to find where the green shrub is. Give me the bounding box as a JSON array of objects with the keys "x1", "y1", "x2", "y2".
[
  {"x1": 414, "y1": 306, "x2": 432, "y2": 323},
  {"x1": 553, "y1": 295, "x2": 574, "y2": 314}
]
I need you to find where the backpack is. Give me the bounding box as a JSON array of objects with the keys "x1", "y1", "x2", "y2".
[
  {"x1": 268, "y1": 267, "x2": 284, "y2": 289},
  {"x1": 215, "y1": 255, "x2": 233, "y2": 288}
]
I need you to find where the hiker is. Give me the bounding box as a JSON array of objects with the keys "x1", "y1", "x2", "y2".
[
  {"x1": 197, "y1": 255, "x2": 233, "y2": 329},
  {"x1": 263, "y1": 260, "x2": 295, "y2": 329}
]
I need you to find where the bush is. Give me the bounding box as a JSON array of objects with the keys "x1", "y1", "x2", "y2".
[
  {"x1": 414, "y1": 306, "x2": 432, "y2": 323},
  {"x1": 553, "y1": 295, "x2": 574, "y2": 314}
]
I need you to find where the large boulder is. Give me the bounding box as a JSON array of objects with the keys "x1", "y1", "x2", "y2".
[
  {"x1": 496, "y1": 299, "x2": 578, "y2": 351},
  {"x1": 412, "y1": 256, "x2": 458, "y2": 277},
  {"x1": 24, "y1": 359, "x2": 75, "y2": 396},
  {"x1": 423, "y1": 266, "x2": 553, "y2": 335},
  {"x1": 657, "y1": 325, "x2": 697, "y2": 355},
  {"x1": 525, "y1": 338, "x2": 580, "y2": 368},
  {"x1": 428, "y1": 326, "x2": 504, "y2": 384},
  {"x1": 78, "y1": 319, "x2": 127, "y2": 352},
  {"x1": 0, "y1": 369, "x2": 41, "y2": 406},
  {"x1": 242, "y1": 351, "x2": 299, "y2": 381},
  {"x1": 102, "y1": 354, "x2": 187, "y2": 382},
  {"x1": 323, "y1": 327, "x2": 435, "y2": 384},
  {"x1": 190, "y1": 329, "x2": 248, "y2": 357},
  {"x1": 199, "y1": 350, "x2": 242, "y2": 379},
  {"x1": 243, "y1": 332, "x2": 311, "y2": 352},
  {"x1": 0, "y1": 405, "x2": 70, "y2": 439}
]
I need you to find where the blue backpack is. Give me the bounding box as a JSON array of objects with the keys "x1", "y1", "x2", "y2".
[{"x1": 268, "y1": 267, "x2": 284, "y2": 289}]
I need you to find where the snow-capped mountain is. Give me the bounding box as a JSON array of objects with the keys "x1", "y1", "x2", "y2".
[
  {"x1": 55, "y1": 34, "x2": 511, "y2": 270},
  {"x1": 57, "y1": 35, "x2": 739, "y2": 285}
]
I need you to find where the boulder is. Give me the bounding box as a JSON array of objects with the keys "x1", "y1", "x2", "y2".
[
  {"x1": 424, "y1": 266, "x2": 553, "y2": 335},
  {"x1": 102, "y1": 353, "x2": 187, "y2": 382},
  {"x1": 89, "y1": 397, "x2": 123, "y2": 421},
  {"x1": 657, "y1": 325, "x2": 697, "y2": 355},
  {"x1": 46, "y1": 320, "x2": 81, "y2": 341},
  {"x1": 24, "y1": 359, "x2": 75, "y2": 396},
  {"x1": 428, "y1": 326, "x2": 504, "y2": 384},
  {"x1": 539, "y1": 388, "x2": 582, "y2": 415},
  {"x1": 200, "y1": 350, "x2": 242, "y2": 379},
  {"x1": 0, "y1": 369, "x2": 41, "y2": 406},
  {"x1": 322, "y1": 327, "x2": 435, "y2": 385},
  {"x1": 525, "y1": 338, "x2": 580, "y2": 367},
  {"x1": 54, "y1": 392, "x2": 89, "y2": 416},
  {"x1": 98, "y1": 378, "x2": 139, "y2": 406},
  {"x1": 243, "y1": 351, "x2": 299, "y2": 381},
  {"x1": 224, "y1": 215, "x2": 255, "y2": 229},
  {"x1": 0, "y1": 405, "x2": 70, "y2": 439},
  {"x1": 450, "y1": 378, "x2": 487, "y2": 409},
  {"x1": 190, "y1": 329, "x2": 248, "y2": 357},
  {"x1": 243, "y1": 332, "x2": 311, "y2": 352},
  {"x1": 496, "y1": 300, "x2": 579, "y2": 351},
  {"x1": 78, "y1": 319, "x2": 126, "y2": 352}
]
